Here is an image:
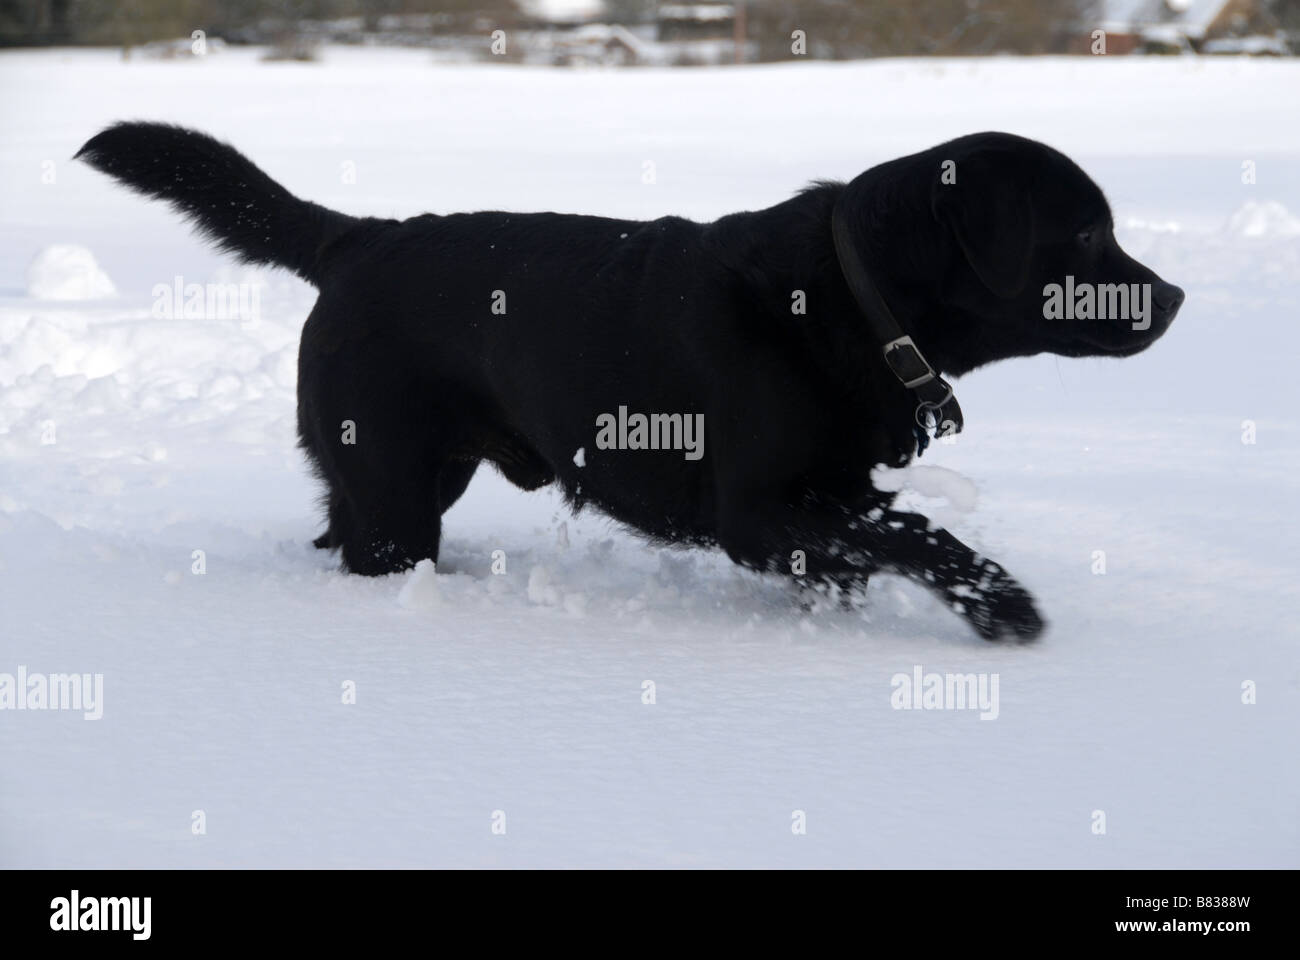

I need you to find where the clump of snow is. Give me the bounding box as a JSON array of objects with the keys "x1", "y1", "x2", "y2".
[
  {"x1": 397, "y1": 558, "x2": 440, "y2": 609},
  {"x1": 903, "y1": 465, "x2": 979, "y2": 513},
  {"x1": 26, "y1": 245, "x2": 116, "y2": 300},
  {"x1": 527, "y1": 564, "x2": 562, "y2": 605},
  {"x1": 1224, "y1": 201, "x2": 1300, "y2": 238}
]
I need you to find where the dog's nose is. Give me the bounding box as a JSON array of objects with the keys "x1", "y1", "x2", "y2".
[{"x1": 1153, "y1": 281, "x2": 1184, "y2": 314}]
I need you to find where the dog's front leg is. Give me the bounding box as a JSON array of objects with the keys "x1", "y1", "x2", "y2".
[{"x1": 717, "y1": 496, "x2": 1044, "y2": 640}]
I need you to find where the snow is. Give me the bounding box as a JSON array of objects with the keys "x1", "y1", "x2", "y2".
[
  {"x1": 1202, "y1": 36, "x2": 1292, "y2": 57},
  {"x1": 26, "y1": 244, "x2": 116, "y2": 301},
  {"x1": 517, "y1": 0, "x2": 608, "y2": 24},
  {"x1": 0, "y1": 47, "x2": 1297, "y2": 868},
  {"x1": 396, "y1": 559, "x2": 441, "y2": 610},
  {"x1": 1224, "y1": 200, "x2": 1300, "y2": 238}
]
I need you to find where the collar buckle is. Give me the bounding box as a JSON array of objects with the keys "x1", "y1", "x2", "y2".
[{"x1": 881, "y1": 335, "x2": 938, "y2": 390}]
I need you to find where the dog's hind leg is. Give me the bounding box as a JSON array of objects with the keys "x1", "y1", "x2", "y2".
[
  {"x1": 438, "y1": 460, "x2": 479, "y2": 514},
  {"x1": 312, "y1": 488, "x2": 348, "y2": 549},
  {"x1": 330, "y1": 449, "x2": 485, "y2": 575},
  {"x1": 304, "y1": 402, "x2": 454, "y2": 575},
  {"x1": 332, "y1": 471, "x2": 445, "y2": 576}
]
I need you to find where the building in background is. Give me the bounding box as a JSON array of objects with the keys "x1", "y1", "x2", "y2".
[
  {"x1": 1, "y1": 0, "x2": 1296, "y2": 57},
  {"x1": 1089, "y1": 0, "x2": 1297, "y2": 54}
]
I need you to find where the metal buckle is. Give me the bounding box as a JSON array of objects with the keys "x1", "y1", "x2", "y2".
[{"x1": 882, "y1": 335, "x2": 937, "y2": 390}]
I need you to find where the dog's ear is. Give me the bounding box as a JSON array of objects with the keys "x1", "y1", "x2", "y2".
[{"x1": 931, "y1": 150, "x2": 1035, "y2": 298}]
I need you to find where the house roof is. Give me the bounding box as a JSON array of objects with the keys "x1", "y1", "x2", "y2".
[
  {"x1": 562, "y1": 22, "x2": 647, "y2": 51},
  {"x1": 1101, "y1": 0, "x2": 1233, "y2": 36}
]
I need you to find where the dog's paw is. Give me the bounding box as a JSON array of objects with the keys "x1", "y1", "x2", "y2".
[{"x1": 952, "y1": 566, "x2": 1045, "y2": 642}]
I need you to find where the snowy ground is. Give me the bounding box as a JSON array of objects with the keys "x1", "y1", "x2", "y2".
[{"x1": 0, "y1": 48, "x2": 1296, "y2": 868}]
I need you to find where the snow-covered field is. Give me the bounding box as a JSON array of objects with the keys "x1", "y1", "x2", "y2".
[{"x1": 0, "y1": 47, "x2": 1296, "y2": 868}]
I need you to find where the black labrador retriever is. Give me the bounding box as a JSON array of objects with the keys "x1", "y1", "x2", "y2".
[{"x1": 77, "y1": 123, "x2": 1182, "y2": 640}]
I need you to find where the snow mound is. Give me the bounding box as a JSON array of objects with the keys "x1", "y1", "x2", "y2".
[
  {"x1": 397, "y1": 559, "x2": 440, "y2": 609},
  {"x1": 527, "y1": 564, "x2": 562, "y2": 606},
  {"x1": 1224, "y1": 201, "x2": 1300, "y2": 239},
  {"x1": 904, "y1": 465, "x2": 979, "y2": 513},
  {"x1": 26, "y1": 245, "x2": 116, "y2": 300}
]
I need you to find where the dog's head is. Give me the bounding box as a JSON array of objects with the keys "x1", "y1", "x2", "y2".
[{"x1": 840, "y1": 132, "x2": 1183, "y2": 376}]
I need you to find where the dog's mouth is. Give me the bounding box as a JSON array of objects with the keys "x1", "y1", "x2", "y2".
[
  {"x1": 1057, "y1": 326, "x2": 1165, "y2": 359},
  {"x1": 1087, "y1": 323, "x2": 1170, "y2": 356},
  {"x1": 1040, "y1": 279, "x2": 1184, "y2": 359},
  {"x1": 1058, "y1": 300, "x2": 1182, "y2": 359}
]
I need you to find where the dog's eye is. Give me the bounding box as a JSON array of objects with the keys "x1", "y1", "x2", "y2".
[{"x1": 1076, "y1": 229, "x2": 1093, "y2": 246}]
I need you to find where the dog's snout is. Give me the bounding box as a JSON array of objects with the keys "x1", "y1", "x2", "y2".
[{"x1": 1153, "y1": 281, "x2": 1184, "y2": 315}]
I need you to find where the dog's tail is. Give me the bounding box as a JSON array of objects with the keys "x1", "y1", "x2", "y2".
[{"x1": 75, "y1": 122, "x2": 356, "y2": 285}]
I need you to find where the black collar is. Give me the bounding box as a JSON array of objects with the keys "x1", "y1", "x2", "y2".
[{"x1": 830, "y1": 202, "x2": 964, "y2": 457}]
